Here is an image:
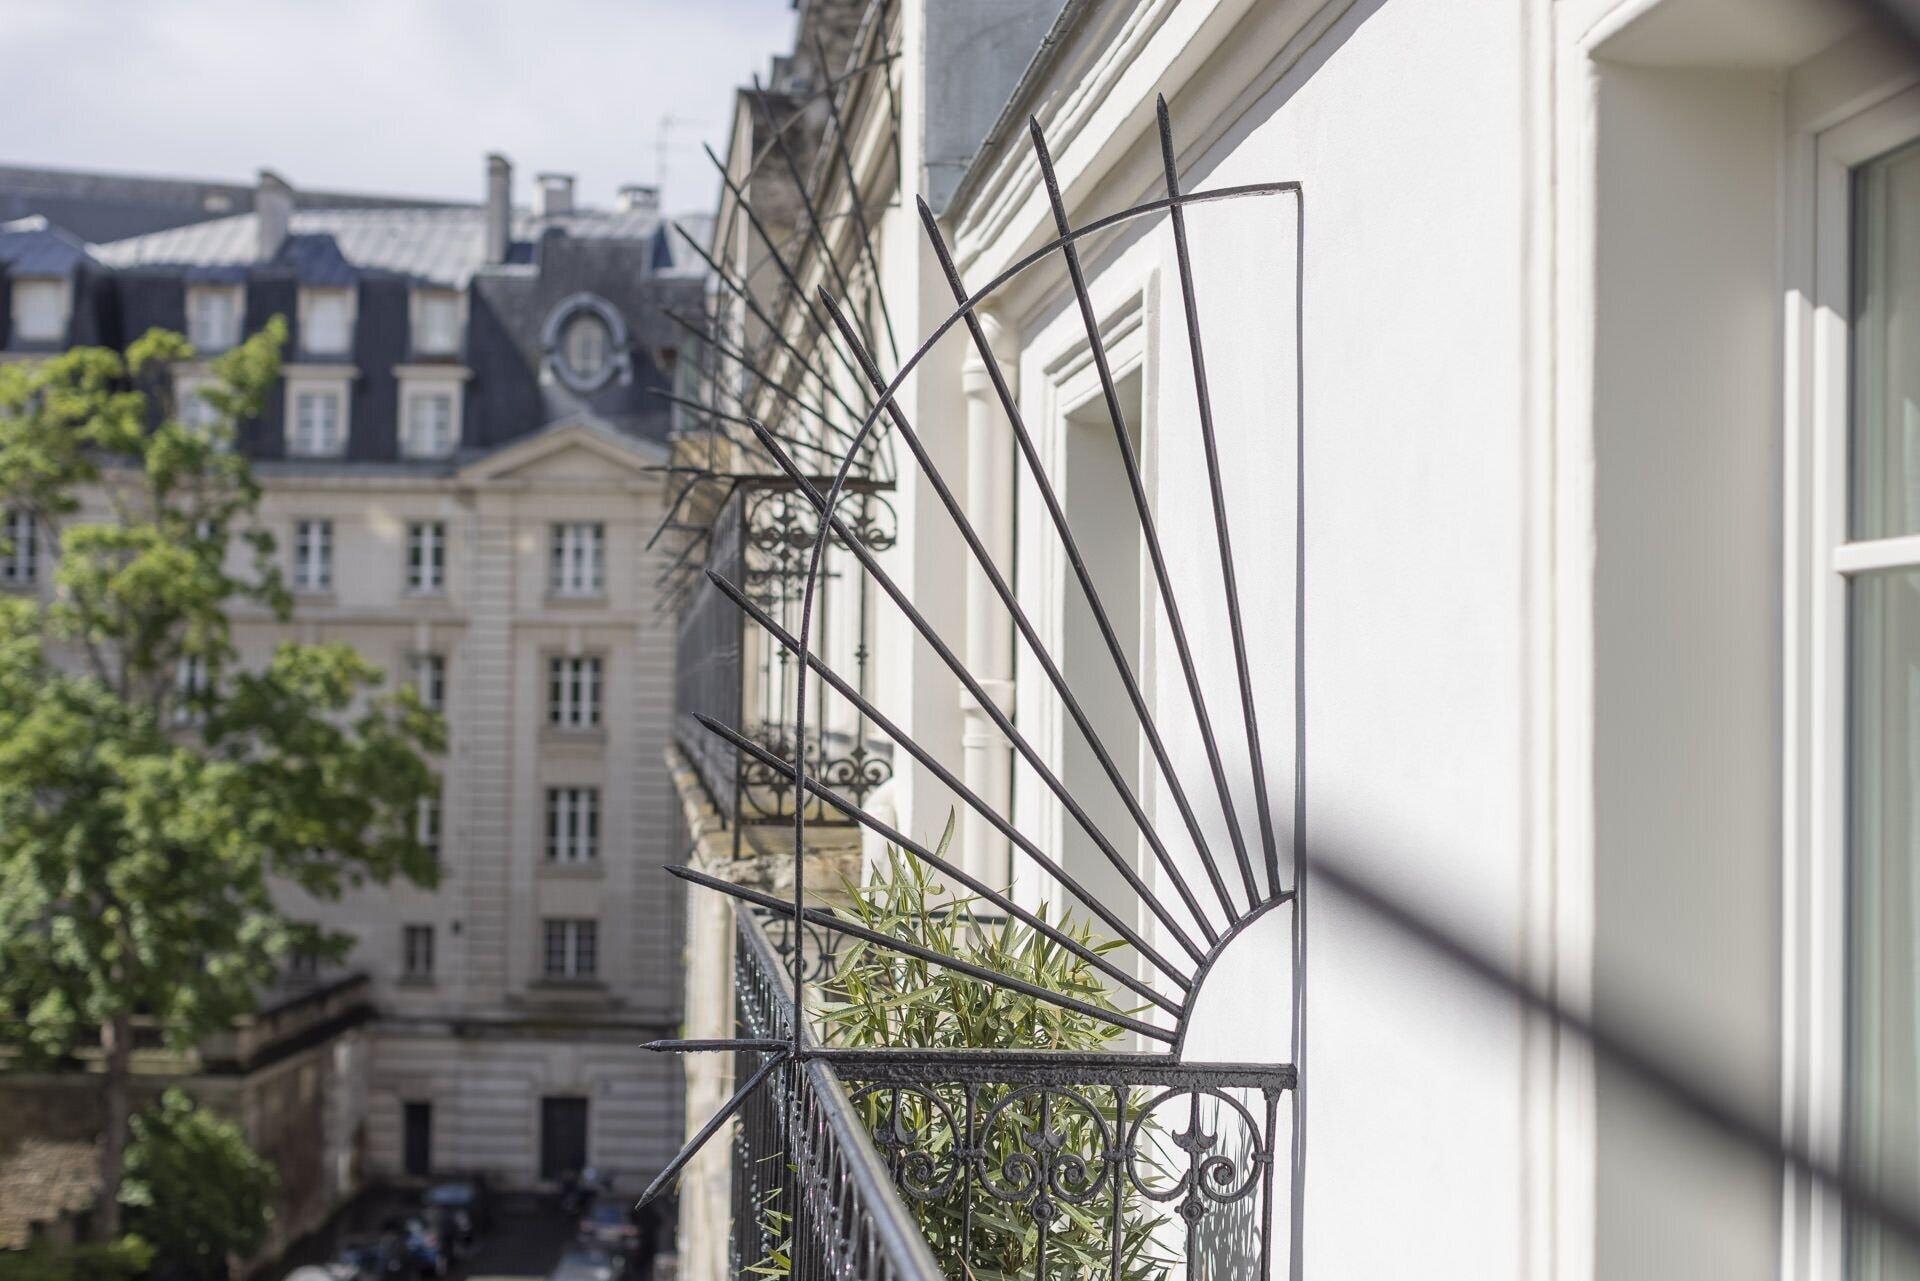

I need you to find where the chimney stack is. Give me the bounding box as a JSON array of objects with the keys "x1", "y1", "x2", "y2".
[
  {"x1": 534, "y1": 173, "x2": 575, "y2": 218},
  {"x1": 255, "y1": 169, "x2": 293, "y2": 261},
  {"x1": 616, "y1": 184, "x2": 660, "y2": 215},
  {"x1": 485, "y1": 153, "x2": 512, "y2": 265}
]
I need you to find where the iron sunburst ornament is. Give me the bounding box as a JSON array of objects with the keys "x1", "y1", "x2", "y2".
[{"x1": 646, "y1": 98, "x2": 1308, "y2": 1277}]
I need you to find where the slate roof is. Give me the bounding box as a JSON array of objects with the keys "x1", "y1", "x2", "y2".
[
  {"x1": 94, "y1": 205, "x2": 709, "y2": 288},
  {"x1": 0, "y1": 215, "x2": 96, "y2": 276},
  {"x1": 0, "y1": 161, "x2": 458, "y2": 244}
]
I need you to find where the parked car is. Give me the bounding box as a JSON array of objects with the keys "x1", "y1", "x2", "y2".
[
  {"x1": 422, "y1": 1178, "x2": 492, "y2": 1256},
  {"x1": 327, "y1": 1235, "x2": 409, "y2": 1281},
  {"x1": 375, "y1": 1217, "x2": 449, "y2": 1278},
  {"x1": 576, "y1": 1198, "x2": 640, "y2": 1253},
  {"x1": 549, "y1": 1247, "x2": 626, "y2": 1281}
]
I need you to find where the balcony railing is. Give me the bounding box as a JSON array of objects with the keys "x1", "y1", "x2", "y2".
[
  {"x1": 732, "y1": 903, "x2": 944, "y2": 1281},
  {"x1": 674, "y1": 481, "x2": 894, "y2": 830},
  {"x1": 731, "y1": 905, "x2": 1293, "y2": 1280}
]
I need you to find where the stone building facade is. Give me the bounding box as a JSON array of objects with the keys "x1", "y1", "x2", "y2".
[{"x1": 0, "y1": 157, "x2": 699, "y2": 1200}]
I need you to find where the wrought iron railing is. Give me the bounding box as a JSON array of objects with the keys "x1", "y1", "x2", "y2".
[
  {"x1": 730, "y1": 904, "x2": 1292, "y2": 1280},
  {"x1": 675, "y1": 487, "x2": 745, "y2": 821},
  {"x1": 732, "y1": 904, "x2": 944, "y2": 1281},
  {"x1": 674, "y1": 481, "x2": 895, "y2": 829}
]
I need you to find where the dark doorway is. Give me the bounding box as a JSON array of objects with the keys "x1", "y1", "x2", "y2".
[
  {"x1": 403, "y1": 1101, "x2": 432, "y2": 1178},
  {"x1": 540, "y1": 1095, "x2": 589, "y2": 1181}
]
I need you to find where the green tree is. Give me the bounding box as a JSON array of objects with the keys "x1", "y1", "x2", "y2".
[
  {"x1": 121, "y1": 1089, "x2": 276, "y2": 1279},
  {"x1": 0, "y1": 323, "x2": 442, "y2": 1237}
]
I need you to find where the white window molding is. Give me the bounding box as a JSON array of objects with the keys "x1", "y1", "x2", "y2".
[
  {"x1": 1, "y1": 508, "x2": 37, "y2": 587},
  {"x1": 548, "y1": 522, "x2": 606, "y2": 598},
  {"x1": 410, "y1": 288, "x2": 465, "y2": 358},
  {"x1": 1783, "y1": 79, "x2": 1920, "y2": 1281},
  {"x1": 541, "y1": 917, "x2": 597, "y2": 978},
  {"x1": 9, "y1": 277, "x2": 69, "y2": 345},
  {"x1": 395, "y1": 366, "x2": 470, "y2": 460},
  {"x1": 283, "y1": 368, "x2": 353, "y2": 458},
  {"x1": 408, "y1": 651, "x2": 446, "y2": 711},
  {"x1": 186, "y1": 284, "x2": 242, "y2": 352},
  {"x1": 292, "y1": 518, "x2": 333, "y2": 594},
  {"x1": 297, "y1": 286, "x2": 357, "y2": 357},
  {"x1": 548, "y1": 655, "x2": 603, "y2": 730},
  {"x1": 544, "y1": 786, "x2": 600, "y2": 863},
  {"x1": 406, "y1": 520, "x2": 447, "y2": 595}
]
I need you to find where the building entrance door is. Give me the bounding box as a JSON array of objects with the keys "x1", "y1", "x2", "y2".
[{"x1": 540, "y1": 1095, "x2": 589, "y2": 1181}]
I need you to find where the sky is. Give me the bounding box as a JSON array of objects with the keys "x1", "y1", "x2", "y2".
[{"x1": 3, "y1": 0, "x2": 797, "y2": 217}]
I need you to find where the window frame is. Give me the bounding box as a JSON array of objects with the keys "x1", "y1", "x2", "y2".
[
  {"x1": 547, "y1": 654, "x2": 603, "y2": 729},
  {"x1": 541, "y1": 917, "x2": 598, "y2": 979},
  {"x1": 292, "y1": 518, "x2": 333, "y2": 594},
  {"x1": 297, "y1": 286, "x2": 357, "y2": 358},
  {"x1": 402, "y1": 923, "x2": 435, "y2": 982},
  {"x1": 406, "y1": 520, "x2": 447, "y2": 595},
  {"x1": 1786, "y1": 80, "x2": 1920, "y2": 1281},
  {"x1": 544, "y1": 786, "x2": 601, "y2": 864},
  {"x1": 548, "y1": 522, "x2": 606, "y2": 598},
  {"x1": 0, "y1": 508, "x2": 36, "y2": 588},
  {"x1": 410, "y1": 288, "x2": 465, "y2": 358},
  {"x1": 185, "y1": 284, "x2": 242, "y2": 353},
  {"x1": 9, "y1": 276, "x2": 69, "y2": 345},
  {"x1": 285, "y1": 377, "x2": 352, "y2": 458},
  {"x1": 408, "y1": 651, "x2": 446, "y2": 711}
]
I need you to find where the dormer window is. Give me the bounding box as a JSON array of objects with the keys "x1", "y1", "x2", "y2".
[
  {"x1": 563, "y1": 313, "x2": 610, "y2": 383},
  {"x1": 298, "y1": 287, "x2": 355, "y2": 357},
  {"x1": 395, "y1": 366, "x2": 469, "y2": 460},
  {"x1": 9, "y1": 277, "x2": 68, "y2": 344},
  {"x1": 412, "y1": 290, "x2": 463, "y2": 357},
  {"x1": 540, "y1": 294, "x2": 630, "y2": 394},
  {"x1": 186, "y1": 285, "x2": 242, "y2": 352}
]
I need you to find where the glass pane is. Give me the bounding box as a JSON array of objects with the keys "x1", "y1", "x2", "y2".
[
  {"x1": 1851, "y1": 568, "x2": 1920, "y2": 1278},
  {"x1": 1853, "y1": 140, "x2": 1920, "y2": 538}
]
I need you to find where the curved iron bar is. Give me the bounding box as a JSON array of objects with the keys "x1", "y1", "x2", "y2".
[{"x1": 749, "y1": 163, "x2": 1304, "y2": 1058}]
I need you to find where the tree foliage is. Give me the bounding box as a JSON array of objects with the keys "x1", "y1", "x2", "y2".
[
  {"x1": 0, "y1": 1237, "x2": 152, "y2": 1281},
  {"x1": 0, "y1": 323, "x2": 442, "y2": 1234},
  {"x1": 120, "y1": 1089, "x2": 276, "y2": 1278}
]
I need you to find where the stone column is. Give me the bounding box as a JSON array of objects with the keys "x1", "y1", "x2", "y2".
[{"x1": 958, "y1": 312, "x2": 1016, "y2": 890}]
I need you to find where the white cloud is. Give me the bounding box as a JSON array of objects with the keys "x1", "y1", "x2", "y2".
[{"x1": 3, "y1": 0, "x2": 795, "y2": 215}]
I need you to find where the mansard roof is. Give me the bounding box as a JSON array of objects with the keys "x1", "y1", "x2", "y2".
[
  {"x1": 92, "y1": 204, "x2": 707, "y2": 288},
  {"x1": 0, "y1": 215, "x2": 95, "y2": 276}
]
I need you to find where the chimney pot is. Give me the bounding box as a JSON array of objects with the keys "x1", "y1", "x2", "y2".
[
  {"x1": 485, "y1": 153, "x2": 512, "y2": 266},
  {"x1": 255, "y1": 169, "x2": 293, "y2": 261},
  {"x1": 534, "y1": 173, "x2": 575, "y2": 218},
  {"x1": 617, "y1": 184, "x2": 660, "y2": 215}
]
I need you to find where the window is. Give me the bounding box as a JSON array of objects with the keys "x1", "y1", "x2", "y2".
[
  {"x1": 293, "y1": 519, "x2": 332, "y2": 592},
  {"x1": 1, "y1": 509, "x2": 35, "y2": 587},
  {"x1": 186, "y1": 286, "x2": 241, "y2": 352},
  {"x1": 413, "y1": 290, "x2": 462, "y2": 356},
  {"x1": 179, "y1": 380, "x2": 222, "y2": 435},
  {"x1": 173, "y1": 654, "x2": 209, "y2": 724},
  {"x1": 545, "y1": 787, "x2": 599, "y2": 863},
  {"x1": 548, "y1": 656, "x2": 601, "y2": 729},
  {"x1": 1847, "y1": 133, "x2": 1920, "y2": 1279},
  {"x1": 562, "y1": 312, "x2": 611, "y2": 382},
  {"x1": 542, "y1": 918, "x2": 597, "y2": 979},
  {"x1": 549, "y1": 523, "x2": 604, "y2": 597},
  {"x1": 290, "y1": 388, "x2": 345, "y2": 457},
  {"x1": 416, "y1": 793, "x2": 441, "y2": 863},
  {"x1": 408, "y1": 653, "x2": 445, "y2": 711},
  {"x1": 402, "y1": 924, "x2": 434, "y2": 981},
  {"x1": 10, "y1": 278, "x2": 67, "y2": 343},
  {"x1": 287, "y1": 948, "x2": 320, "y2": 982},
  {"x1": 299, "y1": 288, "x2": 354, "y2": 356},
  {"x1": 402, "y1": 391, "x2": 456, "y2": 458},
  {"x1": 407, "y1": 521, "x2": 446, "y2": 593}
]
